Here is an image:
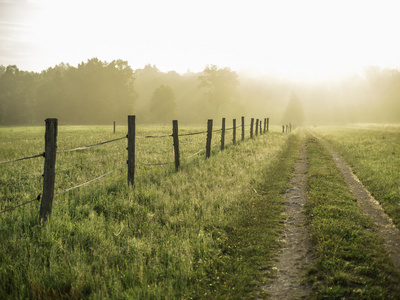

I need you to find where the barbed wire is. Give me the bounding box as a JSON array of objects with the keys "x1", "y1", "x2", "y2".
[
  {"x1": 0, "y1": 152, "x2": 45, "y2": 165},
  {"x1": 137, "y1": 161, "x2": 174, "y2": 166},
  {"x1": 0, "y1": 194, "x2": 41, "y2": 214},
  {"x1": 57, "y1": 168, "x2": 121, "y2": 194},
  {"x1": 58, "y1": 136, "x2": 127, "y2": 153},
  {"x1": 137, "y1": 134, "x2": 172, "y2": 138}
]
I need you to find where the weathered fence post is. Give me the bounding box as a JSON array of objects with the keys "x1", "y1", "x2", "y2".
[
  {"x1": 113, "y1": 121, "x2": 116, "y2": 134},
  {"x1": 282, "y1": 125, "x2": 285, "y2": 133},
  {"x1": 250, "y1": 118, "x2": 254, "y2": 139},
  {"x1": 255, "y1": 119, "x2": 259, "y2": 136},
  {"x1": 39, "y1": 118, "x2": 57, "y2": 224},
  {"x1": 206, "y1": 119, "x2": 213, "y2": 158},
  {"x1": 267, "y1": 118, "x2": 269, "y2": 132},
  {"x1": 241, "y1": 116, "x2": 245, "y2": 141},
  {"x1": 221, "y1": 118, "x2": 225, "y2": 151},
  {"x1": 263, "y1": 118, "x2": 266, "y2": 133},
  {"x1": 127, "y1": 115, "x2": 135, "y2": 186},
  {"x1": 260, "y1": 120, "x2": 262, "y2": 135},
  {"x1": 233, "y1": 119, "x2": 236, "y2": 145},
  {"x1": 172, "y1": 120, "x2": 180, "y2": 171}
]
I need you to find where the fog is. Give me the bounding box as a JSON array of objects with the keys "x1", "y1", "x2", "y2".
[{"x1": 0, "y1": 61, "x2": 399, "y2": 126}]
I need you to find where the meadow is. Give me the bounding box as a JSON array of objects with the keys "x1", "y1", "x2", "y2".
[
  {"x1": 310, "y1": 125, "x2": 400, "y2": 229},
  {"x1": 305, "y1": 132, "x2": 400, "y2": 298},
  {"x1": 0, "y1": 124, "x2": 297, "y2": 299}
]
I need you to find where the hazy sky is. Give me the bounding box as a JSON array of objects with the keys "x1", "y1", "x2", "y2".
[{"x1": 1, "y1": 0, "x2": 400, "y2": 81}]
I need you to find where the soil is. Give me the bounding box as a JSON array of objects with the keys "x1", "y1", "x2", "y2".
[
  {"x1": 262, "y1": 134, "x2": 314, "y2": 299},
  {"x1": 261, "y1": 131, "x2": 400, "y2": 299}
]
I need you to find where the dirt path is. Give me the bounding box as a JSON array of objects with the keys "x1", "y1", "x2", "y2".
[
  {"x1": 313, "y1": 133, "x2": 400, "y2": 272},
  {"x1": 262, "y1": 131, "x2": 400, "y2": 299},
  {"x1": 262, "y1": 134, "x2": 314, "y2": 299}
]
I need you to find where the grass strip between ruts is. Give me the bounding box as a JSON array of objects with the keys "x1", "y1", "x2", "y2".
[{"x1": 305, "y1": 134, "x2": 400, "y2": 299}]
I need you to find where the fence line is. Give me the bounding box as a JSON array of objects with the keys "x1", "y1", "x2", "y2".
[
  {"x1": 0, "y1": 194, "x2": 41, "y2": 214},
  {"x1": 57, "y1": 168, "x2": 121, "y2": 194},
  {"x1": 0, "y1": 152, "x2": 45, "y2": 165},
  {"x1": 59, "y1": 136, "x2": 126, "y2": 153},
  {"x1": 2, "y1": 115, "x2": 278, "y2": 223}
]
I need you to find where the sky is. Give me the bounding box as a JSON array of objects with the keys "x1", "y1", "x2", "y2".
[{"x1": 1, "y1": 0, "x2": 400, "y2": 81}]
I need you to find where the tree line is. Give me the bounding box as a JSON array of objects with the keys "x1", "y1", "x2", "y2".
[{"x1": 1, "y1": 59, "x2": 400, "y2": 126}]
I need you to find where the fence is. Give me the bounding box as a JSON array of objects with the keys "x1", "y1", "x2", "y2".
[{"x1": 0, "y1": 115, "x2": 286, "y2": 224}]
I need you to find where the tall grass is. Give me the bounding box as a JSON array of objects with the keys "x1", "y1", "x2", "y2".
[
  {"x1": 0, "y1": 125, "x2": 294, "y2": 298},
  {"x1": 311, "y1": 125, "x2": 400, "y2": 228}
]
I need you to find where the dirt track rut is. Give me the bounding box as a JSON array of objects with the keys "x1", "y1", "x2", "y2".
[
  {"x1": 262, "y1": 135, "x2": 314, "y2": 299},
  {"x1": 262, "y1": 131, "x2": 400, "y2": 299}
]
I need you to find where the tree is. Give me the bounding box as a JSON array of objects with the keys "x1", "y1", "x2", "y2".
[
  {"x1": 282, "y1": 91, "x2": 305, "y2": 126},
  {"x1": 0, "y1": 65, "x2": 38, "y2": 124},
  {"x1": 149, "y1": 85, "x2": 177, "y2": 123},
  {"x1": 198, "y1": 65, "x2": 240, "y2": 118}
]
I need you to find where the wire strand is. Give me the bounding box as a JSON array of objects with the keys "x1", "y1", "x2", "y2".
[
  {"x1": 0, "y1": 194, "x2": 41, "y2": 214},
  {"x1": 0, "y1": 153, "x2": 45, "y2": 165}
]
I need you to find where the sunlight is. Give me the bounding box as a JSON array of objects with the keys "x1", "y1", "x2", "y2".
[{"x1": 4, "y1": 0, "x2": 400, "y2": 81}]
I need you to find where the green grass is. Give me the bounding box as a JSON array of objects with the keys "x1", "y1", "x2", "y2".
[
  {"x1": 310, "y1": 125, "x2": 400, "y2": 230},
  {"x1": 0, "y1": 125, "x2": 295, "y2": 299},
  {"x1": 305, "y1": 133, "x2": 400, "y2": 299}
]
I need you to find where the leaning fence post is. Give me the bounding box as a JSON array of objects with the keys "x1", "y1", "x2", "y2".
[
  {"x1": 172, "y1": 120, "x2": 180, "y2": 171},
  {"x1": 241, "y1": 116, "x2": 245, "y2": 141},
  {"x1": 127, "y1": 115, "x2": 135, "y2": 186},
  {"x1": 250, "y1": 118, "x2": 254, "y2": 139},
  {"x1": 221, "y1": 118, "x2": 225, "y2": 151},
  {"x1": 206, "y1": 119, "x2": 213, "y2": 158},
  {"x1": 233, "y1": 119, "x2": 236, "y2": 145},
  {"x1": 39, "y1": 118, "x2": 57, "y2": 224}
]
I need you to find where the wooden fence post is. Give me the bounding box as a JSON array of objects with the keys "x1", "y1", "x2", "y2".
[
  {"x1": 282, "y1": 125, "x2": 285, "y2": 133},
  {"x1": 39, "y1": 118, "x2": 57, "y2": 224},
  {"x1": 172, "y1": 120, "x2": 180, "y2": 171},
  {"x1": 221, "y1": 118, "x2": 225, "y2": 151},
  {"x1": 267, "y1": 118, "x2": 269, "y2": 132},
  {"x1": 127, "y1": 115, "x2": 135, "y2": 186},
  {"x1": 263, "y1": 118, "x2": 266, "y2": 133},
  {"x1": 206, "y1": 119, "x2": 213, "y2": 158},
  {"x1": 250, "y1": 118, "x2": 254, "y2": 139},
  {"x1": 255, "y1": 119, "x2": 259, "y2": 136},
  {"x1": 113, "y1": 121, "x2": 116, "y2": 134},
  {"x1": 233, "y1": 119, "x2": 236, "y2": 145},
  {"x1": 260, "y1": 120, "x2": 262, "y2": 135},
  {"x1": 241, "y1": 116, "x2": 245, "y2": 141}
]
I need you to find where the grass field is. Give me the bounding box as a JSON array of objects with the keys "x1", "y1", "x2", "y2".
[
  {"x1": 3, "y1": 124, "x2": 400, "y2": 298},
  {"x1": 0, "y1": 124, "x2": 296, "y2": 299},
  {"x1": 305, "y1": 132, "x2": 400, "y2": 298},
  {"x1": 310, "y1": 125, "x2": 400, "y2": 229}
]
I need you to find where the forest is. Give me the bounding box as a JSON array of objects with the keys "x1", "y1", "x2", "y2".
[{"x1": 0, "y1": 58, "x2": 399, "y2": 126}]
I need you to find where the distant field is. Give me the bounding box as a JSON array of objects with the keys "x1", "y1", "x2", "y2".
[
  {"x1": 310, "y1": 125, "x2": 400, "y2": 228},
  {"x1": 0, "y1": 124, "x2": 295, "y2": 299}
]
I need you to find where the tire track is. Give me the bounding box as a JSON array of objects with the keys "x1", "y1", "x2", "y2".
[
  {"x1": 262, "y1": 134, "x2": 314, "y2": 299},
  {"x1": 312, "y1": 132, "x2": 400, "y2": 272}
]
